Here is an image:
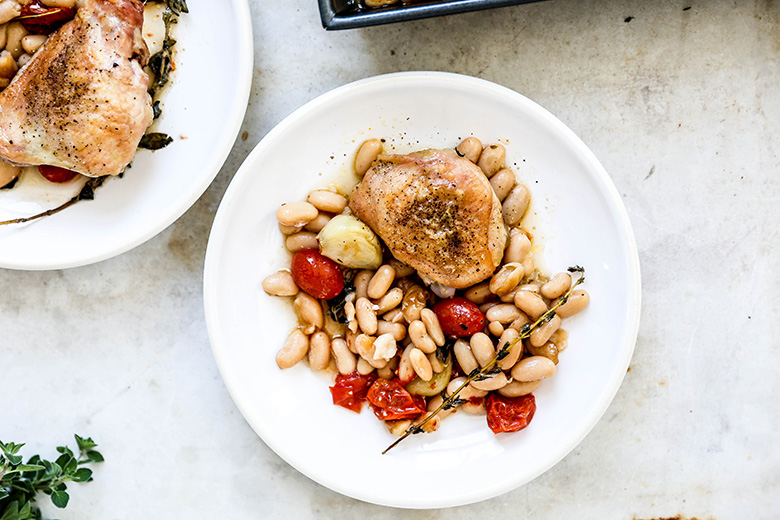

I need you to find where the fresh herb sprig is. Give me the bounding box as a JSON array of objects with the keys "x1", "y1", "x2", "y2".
[
  {"x1": 382, "y1": 266, "x2": 586, "y2": 454},
  {"x1": 0, "y1": 435, "x2": 104, "y2": 519}
]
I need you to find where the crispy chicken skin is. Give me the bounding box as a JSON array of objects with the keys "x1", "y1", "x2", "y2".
[
  {"x1": 0, "y1": 0, "x2": 153, "y2": 177},
  {"x1": 350, "y1": 149, "x2": 508, "y2": 289}
]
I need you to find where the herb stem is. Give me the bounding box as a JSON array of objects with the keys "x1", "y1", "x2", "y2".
[{"x1": 383, "y1": 266, "x2": 585, "y2": 454}]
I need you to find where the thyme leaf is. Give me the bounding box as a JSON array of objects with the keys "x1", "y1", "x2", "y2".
[
  {"x1": 382, "y1": 266, "x2": 587, "y2": 454},
  {"x1": 138, "y1": 132, "x2": 173, "y2": 150}
]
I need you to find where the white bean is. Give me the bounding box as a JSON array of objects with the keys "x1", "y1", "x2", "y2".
[
  {"x1": 21, "y1": 34, "x2": 46, "y2": 55},
  {"x1": 367, "y1": 265, "x2": 395, "y2": 299},
  {"x1": 307, "y1": 189, "x2": 347, "y2": 213},
  {"x1": 555, "y1": 289, "x2": 590, "y2": 318},
  {"x1": 477, "y1": 144, "x2": 505, "y2": 177},
  {"x1": 541, "y1": 272, "x2": 573, "y2": 299},
  {"x1": 285, "y1": 231, "x2": 318, "y2": 252},
  {"x1": 409, "y1": 320, "x2": 437, "y2": 354},
  {"x1": 469, "y1": 333, "x2": 495, "y2": 367},
  {"x1": 262, "y1": 270, "x2": 299, "y2": 296},
  {"x1": 375, "y1": 287, "x2": 403, "y2": 314},
  {"x1": 498, "y1": 379, "x2": 541, "y2": 397},
  {"x1": 470, "y1": 371, "x2": 508, "y2": 391},
  {"x1": 294, "y1": 292, "x2": 323, "y2": 334},
  {"x1": 456, "y1": 137, "x2": 482, "y2": 163},
  {"x1": 355, "y1": 297, "x2": 378, "y2": 335},
  {"x1": 514, "y1": 290, "x2": 547, "y2": 320},
  {"x1": 332, "y1": 338, "x2": 356, "y2": 374},
  {"x1": 489, "y1": 168, "x2": 516, "y2": 201},
  {"x1": 420, "y1": 308, "x2": 445, "y2": 347},
  {"x1": 276, "y1": 329, "x2": 309, "y2": 369},
  {"x1": 530, "y1": 314, "x2": 561, "y2": 347},
  {"x1": 308, "y1": 331, "x2": 331, "y2": 370},
  {"x1": 276, "y1": 201, "x2": 318, "y2": 228},
  {"x1": 486, "y1": 303, "x2": 523, "y2": 324},
  {"x1": 409, "y1": 347, "x2": 433, "y2": 381},
  {"x1": 511, "y1": 356, "x2": 557, "y2": 382},
  {"x1": 376, "y1": 320, "x2": 407, "y2": 341},
  {"x1": 504, "y1": 228, "x2": 531, "y2": 264},
  {"x1": 496, "y1": 328, "x2": 522, "y2": 371},
  {"x1": 355, "y1": 139, "x2": 383, "y2": 176},
  {"x1": 503, "y1": 184, "x2": 531, "y2": 226},
  {"x1": 453, "y1": 339, "x2": 478, "y2": 375}
]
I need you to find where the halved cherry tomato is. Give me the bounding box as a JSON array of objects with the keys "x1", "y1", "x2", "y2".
[
  {"x1": 38, "y1": 165, "x2": 77, "y2": 183},
  {"x1": 18, "y1": 1, "x2": 76, "y2": 34},
  {"x1": 366, "y1": 378, "x2": 426, "y2": 421},
  {"x1": 290, "y1": 249, "x2": 344, "y2": 300},
  {"x1": 485, "y1": 393, "x2": 536, "y2": 434},
  {"x1": 329, "y1": 371, "x2": 377, "y2": 413},
  {"x1": 432, "y1": 297, "x2": 486, "y2": 338}
]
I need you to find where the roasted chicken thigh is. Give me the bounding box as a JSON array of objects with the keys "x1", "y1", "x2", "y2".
[
  {"x1": 0, "y1": 0, "x2": 153, "y2": 177},
  {"x1": 350, "y1": 149, "x2": 508, "y2": 289}
]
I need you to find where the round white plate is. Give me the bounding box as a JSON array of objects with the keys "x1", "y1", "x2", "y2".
[
  {"x1": 0, "y1": 0, "x2": 253, "y2": 270},
  {"x1": 204, "y1": 72, "x2": 641, "y2": 508}
]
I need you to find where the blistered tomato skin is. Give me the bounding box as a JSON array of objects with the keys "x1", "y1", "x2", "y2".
[
  {"x1": 485, "y1": 393, "x2": 536, "y2": 434},
  {"x1": 19, "y1": 0, "x2": 76, "y2": 34},
  {"x1": 366, "y1": 378, "x2": 427, "y2": 421},
  {"x1": 38, "y1": 165, "x2": 78, "y2": 183},
  {"x1": 432, "y1": 297, "x2": 486, "y2": 338},
  {"x1": 290, "y1": 249, "x2": 344, "y2": 300},
  {"x1": 329, "y1": 371, "x2": 377, "y2": 413}
]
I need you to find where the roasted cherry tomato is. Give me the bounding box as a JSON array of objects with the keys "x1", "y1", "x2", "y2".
[
  {"x1": 38, "y1": 165, "x2": 78, "y2": 183},
  {"x1": 432, "y1": 297, "x2": 486, "y2": 338},
  {"x1": 366, "y1": 378, "x2": 426, "y2": 421},
  {"x1": 485, "y1": 393, "x2": 536, "y2": 434},
  {"x1": 18, "y1": 0, "x2": 76, "y2": 34},
  {"x1": 290, "y1": 249, "x2": 344, "y2": 300},
  {"x1": 329, "y1": 371, "x2": 377, "y2": 413}
]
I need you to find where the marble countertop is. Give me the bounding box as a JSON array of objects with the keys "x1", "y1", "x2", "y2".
[{"x1": 2, "y1": 0, "x2": 778, "y2": 518}]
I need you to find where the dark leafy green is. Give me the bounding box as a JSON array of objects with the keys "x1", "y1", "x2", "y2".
[
  {"x1": 0, "y1": 435, "x2": 104, "y2": 520},
  {"x1": 138, "y1": 132, "x2": 173, "y2": 150}
]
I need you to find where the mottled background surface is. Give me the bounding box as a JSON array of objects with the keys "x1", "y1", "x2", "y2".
[{"x1": 1, "y1": 0, "x2": 778, "y2": 518}]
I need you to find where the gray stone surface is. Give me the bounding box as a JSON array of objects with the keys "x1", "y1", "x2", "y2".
[{"x1": 1, "y1": 0, "x2": 778, "y2": 517}]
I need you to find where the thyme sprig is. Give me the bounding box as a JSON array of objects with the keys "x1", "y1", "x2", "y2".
[{"x1": 382, "y1": 266, "x2": 586, "y2": 454}]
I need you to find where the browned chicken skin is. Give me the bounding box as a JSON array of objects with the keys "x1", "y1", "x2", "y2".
[
  {"x1": 0, "y1": 0, "x2": 152, "y2": 177},
  {"x1": 350, "y1": 149, "x2": 508, "y2": 289}
]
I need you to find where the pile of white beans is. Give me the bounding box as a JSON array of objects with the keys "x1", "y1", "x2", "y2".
[{"x1": 263, "y1": 137, "x2": 590, "y2": 435}]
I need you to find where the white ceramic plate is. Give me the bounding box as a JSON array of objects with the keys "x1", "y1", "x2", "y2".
[
  {"x1": 204, "y1": 72, "x2": 641, "y2": 508},
  {"x1": 0, "y1": 0, "x2": 253, "y2": 270}
]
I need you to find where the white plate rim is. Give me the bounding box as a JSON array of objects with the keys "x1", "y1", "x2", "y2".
[
  {"x1": 204, "y1": 71, "x2": 642, "y2": 508},
  {"x1": 0, "y1": 0, "x2": 254, "y2": 271}
]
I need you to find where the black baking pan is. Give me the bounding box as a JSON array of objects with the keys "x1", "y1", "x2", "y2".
[{"x1": 318, "y1": 0, "x2": 547, "y2": 30}]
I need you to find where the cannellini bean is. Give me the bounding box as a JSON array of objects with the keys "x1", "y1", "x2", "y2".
[
  {"x1": 294, "y1": 292, "x2": 323, "y2": 334},
  {"x1": 464, "y1": 281, "x2": 493, "y2": 304},
  {"x1": 356, "y1": 334, "x2": 387, "y2": 368},
  {"x1": 307, "y1": 189, "x2": 347, "y2": 213},
  {"x1": 514, "y1": 290, "x2": 547, "y2": 320},
  {"x1": 373, "y1": 333, "x2": 398, "y2": 361},
  {"x1": 278, "y1": 222, "x2": 302, "y2": 235},
  {"x1": 409, "y1": 347, "x2": 433, "y2": 381},
  {"x1": 398, "y1": 343, "x2": 416, "y2": 383},
  {"x1": 304, "y1": 213, "x2": 332, "y2": 233},
  {"x1": 21, "y1": 34, "x2": 46, "y2": 55},
  {"x1": 262, "y1": 270, "x2": 299, "y2": 296},
  {"x1": 456, "y1": 137, "x2": 482, "y2": 163},
  {"x1": 376, "y1": 320, "x2": 407, "y2": 341},
  {"x1": 453, "y1": 339, "x2": 479, "y2": 375},
  {"x1": 489, "y1": 262, "x2": 524, "y2": 297},
  {"x1": 477, "y1": 144, "x2": 505, "y2": 177},
  {"x1": 549, "y1": 328, "x2": 569, "y2": 352},
  {"x1": 518, "y1": 283, "x2": 541, "y2": 294},
  {"x1": 427, "y1": 394, "x2": 455, "y2": 420},
  {"x1": 522, "y1": 253, "x2": 535, "y2": 278},
  {"x1": 345, "y1": 329, "x2": 359, "y2": 354},
  {"x1": 388, "y1": 258, "x2": 415, "y2": 277},
  {"x1": 377, "y1": 365, "x2": 395, "y2": 380},
  {"x1": 511, "y1": 356, "x2": 557, "y2": 381},
  {"x1": 504, "y1": 228, "x2": 531, "y2": 264},
  {"x1": 496, "y1": 328, "x2": 522, "y2": 371},
  {"x1": 355, "y1": 139, "x2": 383, "y2": 176},
  {"x1": 489, "y1": 168, "x2": 516, "y2": 201},
  {"x1": 469, "y1": 333, "x2": 495, "y2": 367},
  {"x1": 386, "y1": 419, "x2": 413, "y2": 436},
  {"x1": 382, "y1": 308, "x2": 404, "y2": 324},
  {"x1": 402, "y1": 285, "x2": 428, "y2": 322},
  {"x1": 541, "y1": 272, "x2": 572, "y2": 299},
  {"x1": 499, "y1": 287, "x2": 519, "y2": 303},
  {"x1": 488, "y1": 320, "x2": 504, "y2": 337},
  {"x1": 355, "y1": 297, "x2": 378, "y2": 335},
  {"x1": 276, "y1": 201, "x2": 318, "y2": 228},
  {"x1": 428, "y1": 352, "x2": 444, "y2": 373},
  {"x1": 503, "y1": 184, "x2": 531, "y2": 226},
  {"x1": 353, "y1": 270, "x2": 373, "y2": 300},
  {"x1": 367, "y1": 265, "x2": 395, "y2": 299},
  {"x1": 486, "y1": 303, "x2": 523, "y2": 324},
  {"x1": 509, "y1": 313, "x2": 532, "y2": 332},
  {"x1": 555, "y1": 289, "x2": 590, "y2": 318},
  {"x1": 375, "y1": 287, "x2": 403, "y2": 314},
  {"x1": 0, "y1": 50, "x2": 17, "y2": 79},
  {"x1": 6, "y1": 22, "x2": 27, "y2": 60},
  {"x1": 470, "y1": 371, "x2": 508, "y2": 391},
  {"x1": 530, "y1": 314, "x2": 561, "y2": 347},
  {"x1": 408, "y1": 320, "x2": 437, "y2": 354},
  {"x1": 420, "y1": 308, "x2": 445, "y2": 347},
  {"x1": 285, "y1": 231, "x2": 318, "y2": 252},
  {"x1": 498, "y1": 379, "x2": 542, "y2": 397},
  {"x1": 276, "y1": 329, "x2": 309, "y2": 369},
  {"x1": 16, "y1": 53, "x2": 30, "y2": 67},
  {"x1": 357, "y1": 357, "x2": 375, "y2": 375},
  {"x1": 526, "y1": 340, "x2": 560, "y2": 364},
  {"x1": 308, "y1": 331, "x2": 331, "y2": 370},
  {"x1": 479, "y1": 301, "x2": 498, "y2": 314},
  {"x1": 447, "y1": 377, "x2": 487, "y2": 400},
  {"x1": 0, "y1": 24, "x2": 7, "y2": 51}
]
